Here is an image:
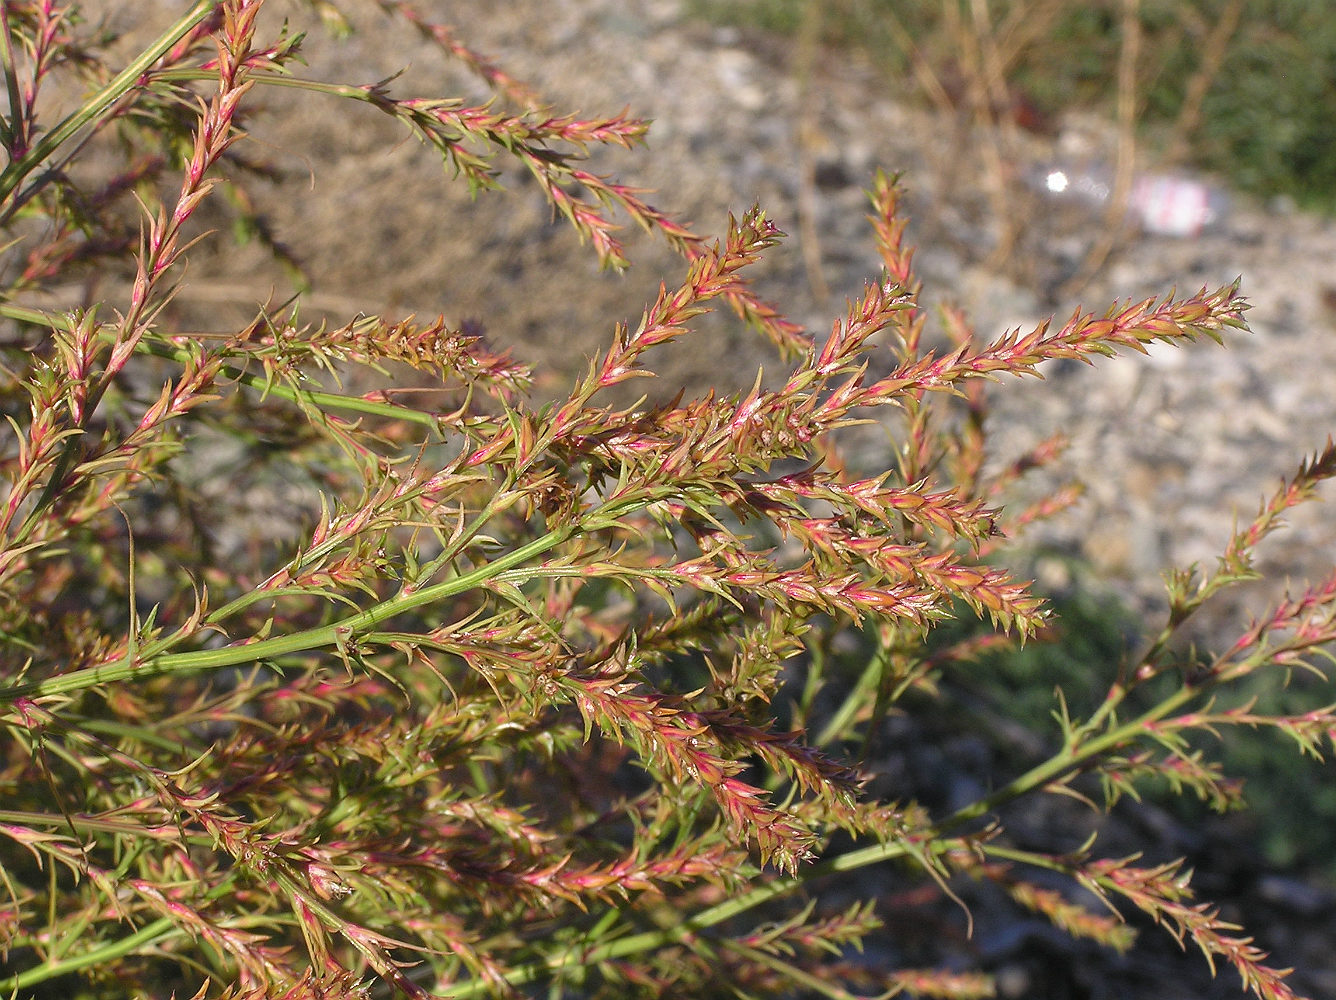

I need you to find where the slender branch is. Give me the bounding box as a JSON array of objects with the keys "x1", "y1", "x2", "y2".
[
  {"x1": 0, "y1": 303, "x2": 444, "y2": 427},
  {"x1": 0, "y1": 918, "x2": 183, "y2": 993},
  {"x1": 0, "y1": 519, "x2": 577, "y2": 701},
  {"x1": 0, "y1": 1, "x2": 217, "y2": 215}
]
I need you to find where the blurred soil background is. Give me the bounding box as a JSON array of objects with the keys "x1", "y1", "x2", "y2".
[{"x1": 78, "y1": 1, "x2": 1336, "y2": 996}]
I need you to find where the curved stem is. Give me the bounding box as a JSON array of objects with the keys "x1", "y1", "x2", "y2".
[
  {"x1": 0, "y1": 303, "x2": 445, "y2": 428},
  {"x1": 0, "y1": 522, "x2": 576, "y2": 702},
  {"x1": 0, "y1": 918, "x2": 180, "y2": 992}
]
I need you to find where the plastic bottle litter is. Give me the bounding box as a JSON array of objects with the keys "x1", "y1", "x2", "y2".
[{"x1": 1030, "y1": 163, "x2": 1229, "y2": 238}]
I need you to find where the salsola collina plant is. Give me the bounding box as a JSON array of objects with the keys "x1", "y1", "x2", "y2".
[{"x1": 1, "y1": 2, "x2": 1333, "y2": 998}]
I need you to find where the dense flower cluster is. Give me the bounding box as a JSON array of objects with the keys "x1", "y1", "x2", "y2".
[{"x1": 0, "y1": 3, "x2": 1331, "y2": 999}]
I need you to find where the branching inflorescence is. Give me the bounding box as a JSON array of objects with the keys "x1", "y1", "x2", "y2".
[{"x1": 0, "y1": 3, "x2": 1331, "y2": 999}]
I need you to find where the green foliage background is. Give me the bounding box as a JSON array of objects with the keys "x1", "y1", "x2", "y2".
[{"x1": 693, "y1": 0, "x2": 1336, "y2": 211}]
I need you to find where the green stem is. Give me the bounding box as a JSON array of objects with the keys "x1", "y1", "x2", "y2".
[
  {"x1": 941, "y1": 681, "x2": 1198, "y2": 829},
  {"x1": 0, "y1": 4, "x2": 25, "y2": 153},
  {"x1": 0, "y1": 809, "x2": 181, "y2": 839},
  {"x1": 0, "y1": 522, "x2": 576, "y2": 702},
  {"x1": 981, "y1": 842, "x2": 1076, "y2": 875},
  {"x1": 150, "y1": 66, "x2": 457, "y2": 109},
  {"x1": 814, "y1": 638, "x2": 890, "y2": 747},
  {"x1": 0, "y1": 1, "x2": 217, "y2": 214},
  {"x1": 0, "y1": 868, "x2": 248, "y2": 992},
  {"x1": 139, "y1": 337, "x2": 443, "y2": 427},
  {"x1": 0, "y1": 304, "x2": 443, "y2": 429},
  {"x1": 0, "y1": 918, "x2": 181, "y2": 992}
]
